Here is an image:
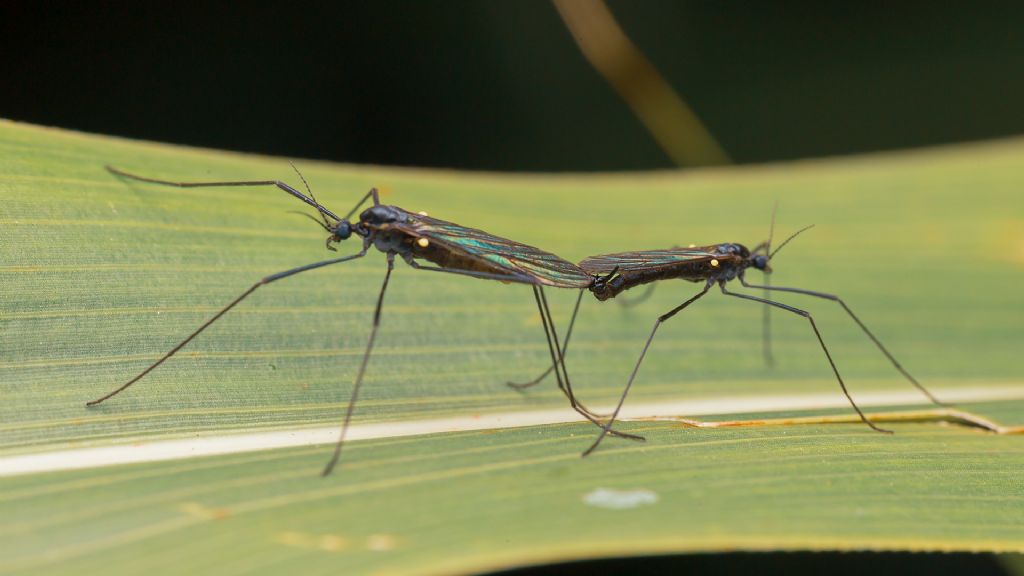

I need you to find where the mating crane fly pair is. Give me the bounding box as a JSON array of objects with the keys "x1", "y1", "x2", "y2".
[{"x1": 88, "y1": 166, "x2": 943, "y2": 475}]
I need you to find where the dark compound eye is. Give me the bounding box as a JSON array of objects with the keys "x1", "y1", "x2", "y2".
[
  {"x1": 334, "y1": 220, "x2": 352, "y2": 240},
  {"x1": 753, "y1": 255, "x2": 768, "y2": 269}
]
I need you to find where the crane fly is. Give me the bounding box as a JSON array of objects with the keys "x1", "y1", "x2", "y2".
[
  {"x1": 507, "y1": 210, "x2": 784, "y2": 393},
  {"x1": 513, "y1": 221, "x2": 944, "y2": 456},
  {"x1": 87, "y1": 165, "x2": 638, "y2": 476}
]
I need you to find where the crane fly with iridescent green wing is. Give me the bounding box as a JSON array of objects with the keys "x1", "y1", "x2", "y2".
[{"x1": 85, "y1": 166, "x2": 639, "y2": 477}]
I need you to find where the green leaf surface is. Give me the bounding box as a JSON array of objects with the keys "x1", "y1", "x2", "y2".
[{"x1": 2, "y1": 120, "x2": 1023, "y2": 574}]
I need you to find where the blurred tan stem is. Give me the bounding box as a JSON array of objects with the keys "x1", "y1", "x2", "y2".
[{"x1": 553, "y1": 0, "x2": 730, "y2": 166}]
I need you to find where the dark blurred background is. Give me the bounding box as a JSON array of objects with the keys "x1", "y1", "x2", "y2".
[{"x1": 3, "y1": 2, "x2": 1024, "y2": 171}]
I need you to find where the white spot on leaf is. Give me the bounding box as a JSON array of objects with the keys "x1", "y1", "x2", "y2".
[{"x1": 583, "y1": 488, "x2": 659, "y2": 510}]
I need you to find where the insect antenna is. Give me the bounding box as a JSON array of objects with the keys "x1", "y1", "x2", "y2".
[
  {"x1": 284, "y1": 162, "x2": 381, "y2": 225},
  {"x1": 105, "y1": 165, "x2": 343, "y2": 222},
  {"x1": 287, "y1": 210, "x2": 335, "y2": 233},
  {"x1": 289, "y1": 162, "x2": 334, "y2": 227},
  {"x1": 764, "y1": 201, "x2": 778, "y2": 255},
  {"x1": 322, "y1": 252, "x2": 396, "y2": 477},
  {"x1": 769, "y1": 224, "x2": 815, "y2": 260}
]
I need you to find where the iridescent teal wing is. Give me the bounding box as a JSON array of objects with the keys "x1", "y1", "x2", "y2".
[
  {"x1": 391, "y1": 208, "x2": 593, "y2": 288},
  {"x1": 579, "y1": 247, "x2": 718, "y2": 276}
]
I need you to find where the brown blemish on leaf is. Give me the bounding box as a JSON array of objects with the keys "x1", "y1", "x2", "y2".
[{"x1": 636, "y1": 408, "x2": 1024, "y2": 434}]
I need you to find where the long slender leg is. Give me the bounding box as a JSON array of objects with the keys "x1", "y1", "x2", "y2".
[
  {"x1": 507, "y1": 282, "x2": 658, "y2": 391},
  {"x1": 749, "y1": 241, "x2": 774, "y2": 366},
  {"x1": 532, "y1": 286, "x2": 618, "y2": 426},
  {"x1": 533, "y1": 287, "x2": 586, "y2": 417},
  {"x1": 534, "y1": 287, "x2": 642, "y2": 440},
  {"x1": 322, "y1": 253, "x2": 396, "y2": 476},
  {"x1": 87, "y1": 247, "x2": 370, "y2": 406},
  {"x1": 105, "y1": 165, "x2": 379, "y2": 223},
  {"x1": 763, "y1": 272, "x2": 775, "y2": 367},
  {"x1": 516, "y1": 289, "x2": 605, "y2": 419},
  {"x1": 400, "y1": 258, "x2": 619, "y2": 427},
  {"x1": 507, "y1": 289, "x2": 584, "y2": 391},
  {"x1": 404, "y1": 260, "x2": 605, "y2": 416},
  {"x1": 532, "y1": 289, "x2": 613, "y2": 421},
  {"x1": 343, "y1": 188, "x2": 381, "y2": 220},
  {"x1": 752, "y1": 209, "x2": 777, "y2": 369},
  {"x1": 407, "y1": 262, "x2": 608, "y2": 421},
  {"x1": 582, "y1": 281, "x2": 713, "y2": 457},
  {"x1": 721, "y1": 283, "x2": 892, "y2": 434},
  {"x1": 739, "y1": 277, "x2": 942, "y2": 406}
]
